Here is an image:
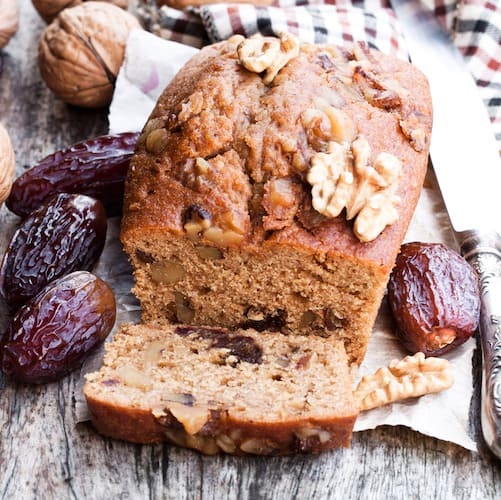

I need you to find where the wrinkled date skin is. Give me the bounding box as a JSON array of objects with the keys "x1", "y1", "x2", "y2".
[
  {"x1": 388, "y1": 242, "x2": 480, "y2": 356},
  {"x1": 0, "y1": 271, "x2": 116, "y2": 383},
  {"x1": 0, "y1": 193, "x2": 107, "y2": 311},
  {"x1": 6, "y1": 132, "x2": 139, "y2": 217}
]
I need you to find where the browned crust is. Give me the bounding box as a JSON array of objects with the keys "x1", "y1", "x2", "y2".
[
  {"x1": 86, "y1": 396, "x2": 164, "y2": 444},
  {"x1": 121, "y1": 40, "x2": 432, "y2": 272},
  {"x1": 85, "y1": 394, "x2": 356, "y2": 454}
]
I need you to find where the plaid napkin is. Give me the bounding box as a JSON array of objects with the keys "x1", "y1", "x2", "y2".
[{"x1": 135, "y1": 0, "x2": 501, "y2": 154}]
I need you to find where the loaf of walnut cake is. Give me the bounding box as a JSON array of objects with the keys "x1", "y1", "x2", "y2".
[
  {"x1": 84, "y1": 323, "x2": 358, "y2": 453},
  {"x1": 85, "y1": 34, "x2": 432, "y2": 453},
  {"x1": 120, "y1": 34, "x2": 432, "y2": 365}
]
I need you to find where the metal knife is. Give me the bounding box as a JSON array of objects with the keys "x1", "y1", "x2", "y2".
[{"x1": 389, "y1": 0, "x2": 501, "y2": 458}]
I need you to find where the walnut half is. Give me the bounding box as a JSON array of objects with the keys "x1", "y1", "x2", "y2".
[
  {"x1": 307, "y1": 134, "x2": 402, "y2": 242},
  {"x1": 354, "y1": 352, "x2": 454, "y2": 411},
  {"x1": 0, "y1": 123, "x2": 15, "y2": 205},
  {"x1": 0, "y1": 0, "x2": 19, "y2": 49},
  {"x1": 32, "y1": 0, "x2": 128, "y2": 24},
  {"x1": 38, "y1": 2, "x2": 141, "y2": 108},
  {"x1": 237, "y1": 32, "x2": 300, "y2": 85}
]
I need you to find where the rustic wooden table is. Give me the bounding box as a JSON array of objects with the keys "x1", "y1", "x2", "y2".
[{"x1": 0, "y1": 2, "x2": 500, "y2": 499}]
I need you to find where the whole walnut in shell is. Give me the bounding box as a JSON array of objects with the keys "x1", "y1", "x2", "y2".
[
  {"x1": 0, "y1": 0, "x2": 19, "y2": 49},
  {"x1": 0, "y1": 123, "x2": 15, "y2": 205},
  {"x1": 32, "y1": 0, "x2": 129, "y2": 24},
  {"x1": 38, "y1": 2, "x2": 141, "y2": 108}
]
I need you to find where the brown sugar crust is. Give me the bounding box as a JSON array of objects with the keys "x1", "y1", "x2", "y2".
[
  {"x1": 84, "y1": 324, "x2": 358, "y2": 454},
  {"x1": 121, "y1": 37, "x2": 432, "y2": 364}
]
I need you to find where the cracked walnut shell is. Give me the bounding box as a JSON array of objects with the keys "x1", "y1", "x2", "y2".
[
  {"x1": 32, "y1": 0, "x2": 129, "y2": 24},
  {"x1": 0, "y1": 123, "x2": 15, "y2": 205},
  {"x1": 38, "y1": 2, "x2": 141, "y2": 108},
  {"x1": 0, "y1": 0, "x2": 19, "y2": 49}
]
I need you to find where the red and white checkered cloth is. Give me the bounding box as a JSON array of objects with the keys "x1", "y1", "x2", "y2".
[{"x1": 136, "y1": 0, "x2": 501, "y2": 154}]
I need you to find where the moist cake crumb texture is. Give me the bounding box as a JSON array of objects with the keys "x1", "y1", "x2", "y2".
[{"x1": 85, "y1": 323, "x2": 358, "y2": 454}]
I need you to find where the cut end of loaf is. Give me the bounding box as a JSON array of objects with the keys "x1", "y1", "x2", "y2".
[
  {"x1": 84, "y1": 323, "x2": 358, "y2": 454},
  {"x1": 124, "y1": 231, "x2": 389, "y2": 366}
]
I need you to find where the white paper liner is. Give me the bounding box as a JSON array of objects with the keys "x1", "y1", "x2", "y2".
[
  {"x1": 109, "y1": 30, "x2": 198, "y2": 135},
  {"x1": 76, "y1": 29, "x2": 477, "y2": 452}
]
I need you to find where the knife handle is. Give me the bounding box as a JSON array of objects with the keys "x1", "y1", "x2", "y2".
[{"x1": 460, "y1": 230, "x2": 501, "y2": 458}]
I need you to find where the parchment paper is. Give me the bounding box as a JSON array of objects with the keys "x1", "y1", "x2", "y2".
[{"x1": 78, "y1": 29, "x2": 477, "y2": 452}]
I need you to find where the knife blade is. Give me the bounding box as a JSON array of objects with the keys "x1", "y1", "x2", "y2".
[{"x1": 389, "y1": 0, "x2": 501, "y2": 458}]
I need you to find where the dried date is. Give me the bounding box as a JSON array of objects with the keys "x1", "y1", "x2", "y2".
[
  {"x1": 6, "y1": 131, "x2": 139, "y2": 217},
  {"x1": 0, "y1": 271, "x2": 116, "y2": 383},
  {"x1": 174, "y1": 326, "x2": 263, "y2": 364},
  {"x1": 388, "y1": 242, "x2": 480, "y2": 356},
  {"x1": 240, "y1": 308, "x2": 286, "y2": 332},
  {"x1": 0, "y1": 193, "x2": 107, "y2": 311}
]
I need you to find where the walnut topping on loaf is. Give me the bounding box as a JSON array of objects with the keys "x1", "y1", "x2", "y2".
[
  {"x1": 307, "y1": 133, "x2": 402, "y2": 242},
  {"x1": 122, "y1": 35, "x2": 432, "y2": 365}
]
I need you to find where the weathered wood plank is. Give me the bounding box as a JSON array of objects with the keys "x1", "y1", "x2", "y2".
[{"x1": 0, "y1": 2, "x2": 499, "y2": 499}]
